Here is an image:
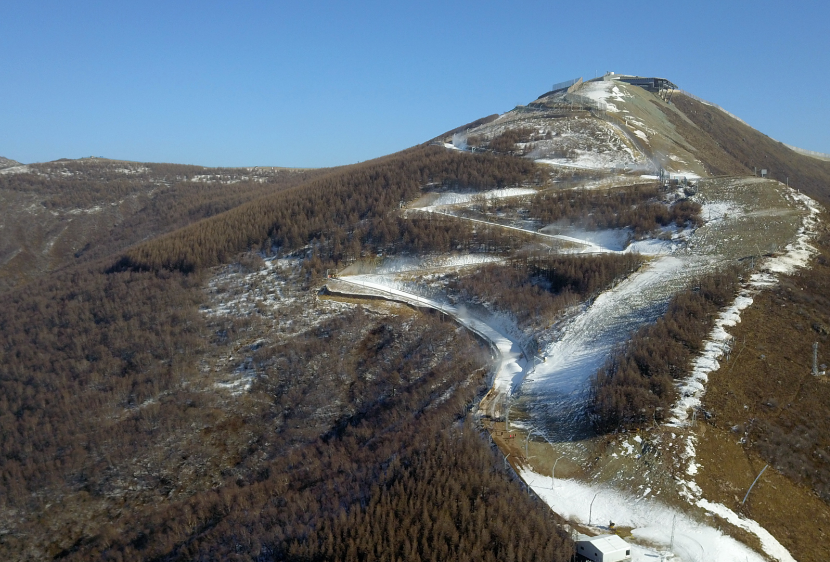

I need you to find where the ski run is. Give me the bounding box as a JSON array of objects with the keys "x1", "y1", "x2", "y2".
[{"x1": 329, "y1": 176, "x2": 818, "y2": 561}]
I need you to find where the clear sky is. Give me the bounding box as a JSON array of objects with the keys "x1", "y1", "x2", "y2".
[{"x1": 2, "y1": 0, "x2": 828, "y2": 168}]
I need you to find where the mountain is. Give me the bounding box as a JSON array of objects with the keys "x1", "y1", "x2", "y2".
[
  {"x1": 0, "y1": 156, "x2": 21, "y2": 169},
  {"x1": 1, "y1": 74, "x2": 829, "y2": 561}
]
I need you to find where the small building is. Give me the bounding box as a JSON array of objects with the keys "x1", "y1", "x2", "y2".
[
  {"x1": 614, "y1": 75, "x2": 678, "y2": 93},
  {"x1": 575, "y1": 534, "x2": 632, "y2": 562}
]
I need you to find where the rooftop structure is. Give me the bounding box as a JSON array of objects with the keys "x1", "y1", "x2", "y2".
[{"x1": 575, "y1": 534, "x2": 632, "y2": 562}]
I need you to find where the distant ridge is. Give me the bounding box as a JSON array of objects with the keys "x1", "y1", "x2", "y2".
[{"x1": 0, "y1": 156, "x2": 22, "y2": 169}]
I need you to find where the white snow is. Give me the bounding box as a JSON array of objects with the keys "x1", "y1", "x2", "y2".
[
  {"x1": 437, "y1": 254, "x2": 502, "y2": 268},
  {"x1": 536, "y1": 149, "x2": 636, "y2": 171},
  {"x1": 539, "y1": 226, "x2": 630, "y2": 252},
  {"x1": 626, "y1": 238, "x2": 676, "y2": 255},
  {"x1": 335, "y1": 275, "x2": 528, "y2": 396},
  {"x1": 764, "y1": 190, "x2": 821, "y2": 274},
  {"x1": 578, "y1": 81, "x2": 629, "y2": 110},
  {"x1": 368, "y1": 254, "x2": 502, "y2": 275},
  {"x1": 420, "y1": 187, "x2": 537, "y2": 208},
  {"x1": 519, "y1": 467, "x2": 768, "y2": 562},
  {"x1": 669, "y1": 171, "x2": 702, "y2": 181},
  {"x1": 420, "y1": 211, "x2": 619, "y2": 254},
  {"x1": 697, "y1": 499, "x2": 796, "y2": 562}
]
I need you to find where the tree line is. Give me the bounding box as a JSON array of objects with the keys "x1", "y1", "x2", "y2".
[
  {"x1": 114, "y1": 146, "x2": 545, "y2": 274},
  {"x1": 590, "y1": 268, "x2": 742, "y2": 430},
  {"x1": 528, "y1": 184, "x2": 702, "y2": 235},
  {"x1": 451, "y1": 253, "x2": 644, "y2": 327}
]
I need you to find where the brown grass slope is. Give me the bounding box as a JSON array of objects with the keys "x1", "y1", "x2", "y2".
[
  {"x1": 663, "y1": 94, "x2": 830, "y2": 561},
  {"x1": 694, "y1": 226, "x2": 830, "y2": 562},
  {"x1": 671, "y1": 93, "x2": 830, "y2": 206}
]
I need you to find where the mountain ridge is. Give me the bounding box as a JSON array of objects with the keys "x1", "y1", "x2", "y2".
[{"x1": 0, "y1": 156, "x2": 21, "y2": 169}]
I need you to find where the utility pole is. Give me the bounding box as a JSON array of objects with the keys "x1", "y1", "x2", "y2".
[
  {"x1": 552, "y1": 456, "x2": 562, "y2": 489},
  {"x1": 588, "y1": 493, "x2": 599, "y2": 526},
  {"x1": 813, "y1": 342, "x2": 819, "y2": 376},
  {"x1": 742, "y1": 464, "x2": 769, "y2": 505},
  {"x1": 504, "y1": 395, "x2": 510, "y2": 431}
]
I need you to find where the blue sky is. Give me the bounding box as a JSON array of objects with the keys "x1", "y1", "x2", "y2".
[{"x1": 2, "y1": 0, "x2": 828, "y2": 167}]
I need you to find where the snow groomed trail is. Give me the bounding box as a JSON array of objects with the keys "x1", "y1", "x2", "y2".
[{"x1": 522, "y1": 254, "x2": 706, "y2": 440}]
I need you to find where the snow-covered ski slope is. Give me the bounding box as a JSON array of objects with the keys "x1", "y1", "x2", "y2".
[
  {"x1": 520, "y1": 467, "x2": 788, "y2": 562},
  {"x1": 331, "y1": 172, "x2": 813, "y2": 561},
  {"x1": 522, "y1": 254, "x2": 703, "y2": 439}
]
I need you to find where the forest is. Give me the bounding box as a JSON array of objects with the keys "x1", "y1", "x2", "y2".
[
  {"x1": 527, "y1": 184, "x2": 702, "y2": 235},
  {"x1": 0, "y1": 148, "x2": 575, "y2": 560},
  {"x1": 590, "y1": 268, "x2": 743, "y2": 430},
  {"x1": 0, "y1": 260, "x2": 573, "y2": 560},
  {"x1": 114, "y1": 146, "x2": 544, "y2": 274},
  {"x1": 440, "y1": 253, "x2": 644, "y2": 328}
]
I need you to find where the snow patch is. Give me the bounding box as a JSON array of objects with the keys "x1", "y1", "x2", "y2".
[
  {"x1": 536, "y1": 149, "x2": 638, "y2": 171},
  {"x1": 370, "y1": 254, "x2": 502, "y2": 275},
  {"x1": 519, "y1": 467, "x2": 768, "y2": 562},
  {"x1": 336, "y1": 275, "x2": 528, "y2": 396},
  {"x1": 539, "y1": 226, "x2": 630, "y2": 252},
  {"x1": 422, "y1": 188, "x2": 537, "y2": 208},
  {"x1": 697, "y1": 500, "x2": 796, "y2": 562}
]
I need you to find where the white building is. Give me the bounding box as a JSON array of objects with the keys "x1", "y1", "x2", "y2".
[{"x1": 575, "y1": 534, "x2": 632, "y2": 562}]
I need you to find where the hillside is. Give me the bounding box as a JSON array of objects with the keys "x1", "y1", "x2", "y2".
[
  {"x1": 0, "y1": 156, "x2": 21, "y2": 169},
  {"x1": 671, "y1": 93, "x2": 830, "y2": 206},
  {"x1": 1, "y1": 75, "x2": 829, "y2": 561},
  {"x1": 0, "y1": 159, "x2": 330, "y2": 293}
]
